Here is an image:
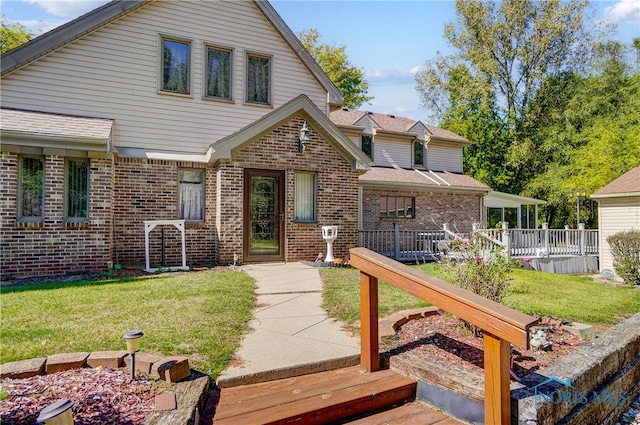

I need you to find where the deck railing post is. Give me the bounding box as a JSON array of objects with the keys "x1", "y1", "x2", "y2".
[
  {"x1": 542, "y1": 223, "x2": 549, "y2": 254},
  {"x1": 501, "y1": 222, "x2": 511, "y2": 259},
  {"x1": 359, "y1": 271, "x2": 379, "y2": 372},
  {"x1": 484, "y1": 332, "x2": 511, "y2": 425},
  {"x1": 393, "y1": 222, "x2": 400, "y2": 261},
  {"x1": 579, "y1": 223, "x2": 586, "y2": 256}
]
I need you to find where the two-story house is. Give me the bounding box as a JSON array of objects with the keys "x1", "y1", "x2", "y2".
[
  {"x1": 330, "y1": 109, "x2": 489, "y2": 236},
  {"x1": 0, "y1": 0, "x2": 371, "y2": 278}
]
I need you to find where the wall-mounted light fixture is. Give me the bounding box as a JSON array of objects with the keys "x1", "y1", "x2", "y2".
[
  {"x1": 299, "y1": 122, "x2": 310, "y2": 153},
  {"x1": 37, "y1": 399, "x2": 74, "y2": 425},
  {"x1": 123, "y1": 329, "x2": 144, "y2": 381}
]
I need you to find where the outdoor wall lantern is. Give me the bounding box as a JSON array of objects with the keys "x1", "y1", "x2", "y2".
[
  {"x1": 37, "y1": 399, "x2": 74, "y2": 425},
  {"x1": 299, "y1": 122, "x2": 310, "y2": 152},
  {"x1": 123, "y1": 330, "x2": 144, "y2": 381}
]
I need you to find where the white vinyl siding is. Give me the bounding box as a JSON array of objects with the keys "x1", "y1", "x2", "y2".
[
  {"x1": 373, "y1": 139, "x2": 412, "y2": 169},
  {"x1": 427, "y1": 143, "x2": 463, "y2": 173},
  {"x1": 597, "y1": 198, "x2": 640, "y2": 277},
  {"x1": 0, "y1": 1, "x2": 328, "y2": 154}
]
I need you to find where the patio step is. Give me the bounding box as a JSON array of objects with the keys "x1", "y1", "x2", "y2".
[{"x1": 213, "y1": 366, "x2": 463, "y2": 424}]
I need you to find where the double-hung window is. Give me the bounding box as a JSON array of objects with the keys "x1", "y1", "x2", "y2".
[
  {"x1": 179, "y1": 169, "x2": 204, "y2": 221},
  {"x1": 246, "y1": 53, "x2": 271, "y2": 105},
  {"x1": 205, "y1": 46, "x2": 232, "y2": 100},
  {"x1": 18, "y1": 156, "x2": 45, "y2": 221},
  {"x1": 66, "y1": 159, "x2": 89, "y2": 220},
  {"x1": 161, "y1": 37, "x2": 190, "y2": 94},
  {"x1": 294, "y1": 172, "x2": 317, "y2": 222},
  {"x1": 414, "y1": 141, "x2": 424, "y2": 166}
]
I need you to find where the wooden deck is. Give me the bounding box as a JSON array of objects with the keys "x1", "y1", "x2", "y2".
[{"x1": 213, "y1": 366, "x2": 463, "y2": 424}]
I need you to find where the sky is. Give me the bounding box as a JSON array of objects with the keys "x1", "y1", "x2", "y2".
[{"x1": 2, "y1": 0, "x2": 639, "y2": 122}]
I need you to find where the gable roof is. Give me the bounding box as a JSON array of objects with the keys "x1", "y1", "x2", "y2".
[
  {"x1": 211, "y1": 95, "x2": 372, "y2": 171},
  {"x1": 592, "y1": 166, "x2": 640, "y2": 199},
  {"x1": 330, "y1": 108, "x2": 470, "y2": 145},
  {"x1": 0, "y1": 0, "x2": 343, "y2": 106}
]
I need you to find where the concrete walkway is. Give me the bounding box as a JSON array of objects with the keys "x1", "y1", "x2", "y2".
[{"x1": 216, "y1": 262, "x2": 360, "y2": 387}]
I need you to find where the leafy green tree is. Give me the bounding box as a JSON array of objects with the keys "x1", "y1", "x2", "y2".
[
  {"x1": 298, "y1": 28, "x2": 372, "y2": 109},
  {"x1": 415, "y1": 0, "x2": 601, "y2": 193},
  {"x1": 1, "y1": 16, "x2": 32, "y2": 54}
]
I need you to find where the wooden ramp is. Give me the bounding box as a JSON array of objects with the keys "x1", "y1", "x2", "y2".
[{"x1": 213, "y1": 366, "x2": 463, "y2": 424}]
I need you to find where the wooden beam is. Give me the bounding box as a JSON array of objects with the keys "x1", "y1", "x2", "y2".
[
  {"x1": 483, "y1": 332, "x2": 511, "y2": 425},
  {"x1": 360, "y1": 271, "x2": 379, "y2": 372}
]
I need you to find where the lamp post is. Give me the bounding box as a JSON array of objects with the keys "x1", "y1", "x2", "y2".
[
  {"x1": 569, "y1": 189, "x2": 587, "y2": 226},
  {"x1": 37, "y1": 399, "x2": 74, "y2": 425},
  {"x1": 123, "y1": 330, "x2": 143, "y2": 381}
]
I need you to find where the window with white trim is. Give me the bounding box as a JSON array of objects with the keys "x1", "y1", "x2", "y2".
[
  {"x1": 18, "y1": 156, "x2": 44, "y2": 221},
  {"x1": 179, "y1": 169, "x2": 205, "y2": 221},
  {"x1": 161, "y1": 37, "x2": 190, "y2": 94},
  {"x1": 294, "y1": 171, "x2": 317, "y2": 222}
]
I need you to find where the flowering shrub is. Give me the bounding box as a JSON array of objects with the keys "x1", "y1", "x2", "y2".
[{"x1": 438, "y1": 235, "x2": 513, "y2": 336}]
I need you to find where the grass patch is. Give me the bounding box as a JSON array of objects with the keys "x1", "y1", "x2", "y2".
[
  {"x1": 1, "y1": 271, "x2": 255, "y2": 379},
  {"x1": 321, "y1": 265, "x2": 640, "y2": 328}
]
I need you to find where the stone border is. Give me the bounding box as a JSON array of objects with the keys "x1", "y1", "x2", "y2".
[{"x1": 0, "y1": 351, "x2": 209, "y2": 425}]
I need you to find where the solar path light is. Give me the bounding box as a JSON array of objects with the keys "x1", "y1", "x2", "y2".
[
  {"x1": 123, "y1": 330, "x2": 144, "y2": 381},
  {"x1": 37, "y1": 399, "x2": 74, "y2": 425}
]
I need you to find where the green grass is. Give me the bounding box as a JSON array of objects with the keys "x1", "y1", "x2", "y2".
[
  {"x1": 1, "y1": 271, "x2": 256, "y2": 379},
  {"x1": 321, "y1": 265, "x2": 640, "y2": 329}
]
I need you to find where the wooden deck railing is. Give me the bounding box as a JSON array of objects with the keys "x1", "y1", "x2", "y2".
[{"x1": 349, "y1": 247, "x2": 539, "y2": 425}]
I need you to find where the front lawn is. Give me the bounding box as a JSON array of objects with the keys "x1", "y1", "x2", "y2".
[
  {"x1": 1, "y1": 270, "x2": 255, "y2": 379},
  {"x1": 321, "y1": 265, "x2": 640, "y2": 328}
]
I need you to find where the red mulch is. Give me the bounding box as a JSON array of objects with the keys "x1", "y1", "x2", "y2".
[
  {"x1": 0, "y1": 367, "x2": 158, "y2": 425},
  {"x1": 395, "y1": 313, "x2": 586, "y2": 379}
]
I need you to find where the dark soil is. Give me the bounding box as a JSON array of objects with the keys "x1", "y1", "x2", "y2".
[{"x1": 393, "y1": 313, "x2": 586, "y2": 380}]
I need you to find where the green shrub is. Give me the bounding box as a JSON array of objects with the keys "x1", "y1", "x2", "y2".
[{"x1": 607, "y1": 230, "x2": 640, "y2": 285}]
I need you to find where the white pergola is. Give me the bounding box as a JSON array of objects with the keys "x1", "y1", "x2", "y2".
[{"x1": 143, "y1": 220, "x2": 189, "y2": 272}]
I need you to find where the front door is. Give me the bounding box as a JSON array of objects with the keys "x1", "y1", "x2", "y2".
[{"x1": 244, "y1": 169, "x2": 285, "y2": 262}]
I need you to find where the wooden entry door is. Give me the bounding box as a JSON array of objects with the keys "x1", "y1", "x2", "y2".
[{"x1": 244, "y1": 169, "x2": 285, "y2": 262}]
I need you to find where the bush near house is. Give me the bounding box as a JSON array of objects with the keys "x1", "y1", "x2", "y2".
[{"x1": 607, "y1": 229, "x2": 640, "y2": 285}]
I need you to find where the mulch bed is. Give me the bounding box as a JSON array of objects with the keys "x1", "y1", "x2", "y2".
[
  {"x1": 0, "y1": 367, "x2": 160, "y2": 425},
  {"x1": 394, "y1": 313, "x2": 586, "y2": 379}
]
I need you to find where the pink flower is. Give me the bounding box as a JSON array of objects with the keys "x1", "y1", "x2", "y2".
[
  {"x1": 463, "y1": 238, "x2": 469, "y2": 245},
  {"x1": 474, "y1": 255, "x2": 484, "y2": 265},
  {"x1": 523, "y1": 256, "x2": 531, "y2": 263}
]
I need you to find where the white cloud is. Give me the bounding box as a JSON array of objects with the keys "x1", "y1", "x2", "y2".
[
  {"x1": 24, "y1": 0, "x2": 107, "y2": 18},
  {"x1": 603, "y1": 0, "x2": 640, "y2": 25},
  {"x1": 366, "y1": 69, "x2": 416, "y2": 86},
  {"x1": 11, "y1": 18, "x2": 67, "y2": 35}
]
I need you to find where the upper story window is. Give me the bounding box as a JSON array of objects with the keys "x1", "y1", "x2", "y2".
[
  {"x1": 161, "y1": 37, "x2": 190, "y2": 95},
  {"x1": 65, "y1": 159, "x2": 89, "y2": 220},
  {"x1": 18, "y1": 156, "x2": 45, "y2": 221},
  {"x1": 380, "y1": 196, "x2": 415, "y2": 219},
  {"x1": 246, "y1": 53, "x2": 271, "y2": 105},
  {"x1": 414, "y1": 141, "x2": 424, "y2": 166},
  {"x1": 179, "y1": 169, "x2": 205, "y2": 221},
  {"x1": 361, "y1": 135, "x2": 373, "y2": 159},
  {"x1": 205, "y1": 46, "x2": 232, "y2": 100}
]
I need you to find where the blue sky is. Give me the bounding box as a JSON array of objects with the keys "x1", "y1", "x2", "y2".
[{"x1": 2, "y1": 0, "x2": 639, "y2": 121}]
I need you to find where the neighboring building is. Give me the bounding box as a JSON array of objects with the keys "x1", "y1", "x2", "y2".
[
  {"x1": 0, "y1": 0, "x2": 371, "y2": 278},
  {"x1": 330, "y1": 109, "x2": 489, "y2": 236},
  {"x1": 591, "y1": 166, "x2": 640, "y2": 279}
]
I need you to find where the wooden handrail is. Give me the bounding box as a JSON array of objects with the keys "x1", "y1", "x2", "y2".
[{"x1": 349, "y1": 247, "x2": 539, "y2": 425}]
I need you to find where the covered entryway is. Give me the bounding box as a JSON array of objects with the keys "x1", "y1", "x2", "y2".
[{"x1": 243, "y1": 169, "x2": 285, "y2": 262}]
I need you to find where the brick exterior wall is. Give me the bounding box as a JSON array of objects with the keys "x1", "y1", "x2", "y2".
[
  {"x1": 218, "y1": 116, "x2": 360, "y2": 264},
  {"x1": 362, "y1": 187, "x2": 483, "y2": 236},
  {"x1": 0, "y1": 152, "x2": 113, "y2": 278},
  {"x1": 113, "y1": 157, "x2": 218, "y2": 269}
]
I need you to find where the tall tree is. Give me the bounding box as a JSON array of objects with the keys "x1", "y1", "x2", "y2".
[
  {"x1": 415, "y1": 0, "x2": 600, "y2": 193},
  {"x1": 298, "y1": 28, "x2": 372, "y2": 109},
  {"x1": 1, "y1": 16, "x2": 32, "y2": 54}
]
